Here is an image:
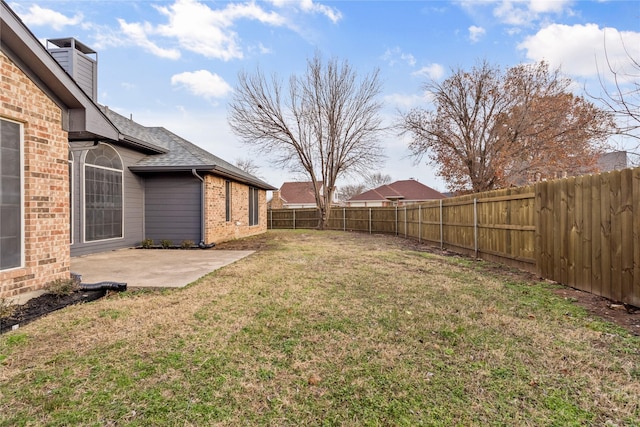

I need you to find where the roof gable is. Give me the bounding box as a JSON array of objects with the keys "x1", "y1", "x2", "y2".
[
  {"x1": 349, "y1": 179, "x2": 445, "y2": 202},
  {"x1": 102, "y1": 108, "x2": 274, "y2": 190}
]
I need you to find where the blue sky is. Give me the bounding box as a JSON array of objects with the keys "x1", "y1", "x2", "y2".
[{"x1": 10, "y1": 0, "x2": 640, "y2": 191}]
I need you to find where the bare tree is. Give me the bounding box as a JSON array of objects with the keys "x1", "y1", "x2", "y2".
[
  {"x1": 228, "y1": 53, "x2": 385, "y2": 228},
  {"x1": 400, "y1": 60, "x2": 614, "y2": 193},
  {"x1": 336, "y1": 183, "x2": 367, "y2": 202},
  {"x1": 234, "y1": 157, "x2": 262, "y2": 177},
  {"x1": 589, "y1": 34, "x2": 639, "y2": 164},
  {"x1": 364, "y1": 172, "x2": 392, "y2": 189},
  {"x1": 335, "y1": 172, "x2": 392, "y2": 202}
]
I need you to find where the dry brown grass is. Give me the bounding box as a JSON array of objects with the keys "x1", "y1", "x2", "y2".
[{"x1": 1, "y1": 230, "x2": 639, "y2": 426}]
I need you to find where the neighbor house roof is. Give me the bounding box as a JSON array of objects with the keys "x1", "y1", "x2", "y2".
[
  {"x1": 349, "y1": 179, "x2": 446, "y2": 202},
  {"x1": 278, "y1": 181, "x2": 320, "y2": 204},
  {"x1": 103, "y1": 108, "x2": 275, "y2": 190}
]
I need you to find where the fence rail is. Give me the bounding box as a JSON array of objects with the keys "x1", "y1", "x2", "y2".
[{"x1": 269, "y1": 167, "x2": 640, "y2": 306}]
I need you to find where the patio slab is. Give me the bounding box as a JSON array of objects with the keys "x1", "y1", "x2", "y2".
[{"x1": 71, "y1": 248, "x2": 254, "y2": 289}]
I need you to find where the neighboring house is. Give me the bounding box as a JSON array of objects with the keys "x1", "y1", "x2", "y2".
[
  {"x1": 0, "y1": 1, "x2": 274, "y2": 299},
  {"x1": 346, "y1": 179, "x2": 446, "y2": 207},
  {"x1": 270, "y1": 181, "x2": 325, "y2": 209}
]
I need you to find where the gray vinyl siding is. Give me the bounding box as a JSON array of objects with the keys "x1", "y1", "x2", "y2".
[
  {"x1": 49, "y1": 48, "x2": 97, "y2": 101},
  {"x1": 144, "y1": 174, "x2": 201, "y2": 244},
  {"x1": 70, "y1": 144, "x2": 146, "y2": 257}
]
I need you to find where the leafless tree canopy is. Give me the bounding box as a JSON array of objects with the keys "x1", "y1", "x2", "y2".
[
  {"x1": 228, "y1": 53, "x2": 385, "y2": 228},
  {"x1": 234, "y1": 158, "x2": 262, "y2": 177},
  {"x1": 335, "y1": 173, "x2": 392, "y2": 202},
  {"x1": 365, "y1": 172, "x2": 392, "y2": 189},
  {"x1": 400, "y1": 60, "x2": 614, "y2": 193},
  {"x1": 589, "y1": 35, "x2": 639, "y2": 163},
  {"x1": 336, "y1": 183, "x2": 367, "y2": 202}
]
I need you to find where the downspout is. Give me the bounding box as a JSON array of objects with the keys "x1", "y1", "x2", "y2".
[{"x1": 191, "y1": 169, "x2": 211, "y2": 248}]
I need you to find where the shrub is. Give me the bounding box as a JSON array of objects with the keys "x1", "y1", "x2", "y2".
[
  {"x1": 180, "y1": 240, "x2": 195, "y2": 249},
  {"x1": 160, "y1": 239, "x2": 173, "y2": 249},
  {"x1": 141, "y1": 238, "x2": 154, "y2": 249},
  {"x1": 0, "y1": 298, "x2": 16, "y2": 319},
  {"x1": 47, "y1": 278, "x2": 79, "y2": 296}
]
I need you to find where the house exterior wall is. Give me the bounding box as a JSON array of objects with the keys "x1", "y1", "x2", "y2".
[
  {"x1": 203, "y1": 174, "x2": 267, "y2": 244},
  {"x1": 0, "y1": 51, "x2": 71, "y2": 298},
  {"x1": 346, "y1": 201, "x2": 386, "y2": 208},
  {"x1": 144, "y1": 173, "x2": 201, "y2": 244},
  {"x1": 70, "y1": 145, "x2": 146, "y2": 256}
]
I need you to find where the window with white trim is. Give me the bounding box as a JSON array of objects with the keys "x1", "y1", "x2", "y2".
[
  {"x1": 69, "y1": 151, "x2": 74, "y2": 244},
  {"x1": 0, "y1": 119, "x2": 23, "y2": 270},
  {"x1": 84, "y1": 144, "x2": 123, "y2": 241},
  {"x1": 248, "y1": 187, "x2": 259, "y2": 226}
]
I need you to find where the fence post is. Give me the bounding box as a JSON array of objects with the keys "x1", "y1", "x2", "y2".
[
  {"x1": 343, "y1": 208, "x2": 346, "y2": 231},
  {"x1": 395, "y1": 205, "x2": 398, "y2": 236},
  {"x1": 474, "y1": 198, "x2": 478, "y2": 258},
  {"x1": 440, "y1": 199, "x2": 443, "y2": 251},
  {"x1": 404, "y1": 206, "x2": 407, "y2": 238},
  {"x1": 369, "y1": 208, "x2": 372, "y2": 234},
  {"x1": 419, "y1": 205, "x2": 422, "y2": 243}
]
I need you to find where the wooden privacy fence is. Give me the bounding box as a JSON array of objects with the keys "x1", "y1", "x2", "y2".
[{"x1": 269, "y1": 166, "x2": 640, "y2": 306}]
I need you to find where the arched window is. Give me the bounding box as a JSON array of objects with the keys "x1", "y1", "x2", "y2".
[{"x1": 84, "y1": 144, "x2": 123, "y2": 241}]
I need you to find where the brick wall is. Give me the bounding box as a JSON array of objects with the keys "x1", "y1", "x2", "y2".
[
  {"x1": 0, "y1": 52, "x2": 71, "y2": 299},
  {"x1": 203, "y1": 175, "x2": 267, "y2": 244},
  {"x1": 269, "y1": 190, "x2": 284, "y2": 209}
]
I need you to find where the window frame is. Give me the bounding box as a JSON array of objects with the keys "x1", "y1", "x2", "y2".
[
  {"x1": 69, "y1": 151, "x2": 74, "y2": 244},
  {"x1": 248, "y1": 187, "x2": 259, "y2": 226},
  {"x1": 0, "y1": 118, "x2": 24, "y2": 271},
  {"x1": 225, "y1": 180, "x2": 232, "y2": 222},
  {"x1": 82, "y1": 143, "x2": 124, "y2": 242}
]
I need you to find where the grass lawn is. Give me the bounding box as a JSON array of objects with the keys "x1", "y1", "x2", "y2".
[{"x1": 1, "y1": 230, "x2": 638, "y2": 426}]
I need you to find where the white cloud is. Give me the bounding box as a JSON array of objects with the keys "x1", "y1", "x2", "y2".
[
  {"x1": 518, "y1": 23, "x2": 640, "y2": 80},
  {"x1": 152, "y1": 0, "x2": 286, "y2": 61},
  {"x1": 494, "y1": 0, "x2": 572, "y2": 25},
  {"x1": 412, "y1": 63, "x2": 445, "y2": 80},
  {"x1": 298, "y1": 0, "x2": 342, "y2": 23},
  {"x1": 268, "y1": 0, "x2": 342, "y2": 23},
  {"x1": 381, "y1": 47, "x2": 416, "y2": 66},
  {"x1": 468, "y1": 25, "x2": 486, "y2": 42},
  {"x1": 117, "y1": 19, "x2": 181, "y2": 60},
  {"x1": 459, "y1": 0, "x2": 573, "y2": 26},
  {"x1": 17, "y1": 4, "x2": 82, "y2": 31},
  {"x1": 171, "y1": 70, "x2": 233, "y2": 99},
  {"x1": 384, "y1": 92, "x2": 433, "y2": 110}
]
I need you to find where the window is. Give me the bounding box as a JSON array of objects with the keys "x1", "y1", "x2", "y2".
[
  {"x1": 225, "y1": 180, "x2": 231, "y2": 222},
  {"x1": 84, "y1": 144, "x2": 123, "y2": 241},
  {"x1": 248, "y1": 187, "x2": 259, "y2": 226},
  {"x1": 0, "y1": 119, "x2": 23, "y2": 270},
  {"x1": 69, "y1": 151, "x2": 74, "y2": 244}
]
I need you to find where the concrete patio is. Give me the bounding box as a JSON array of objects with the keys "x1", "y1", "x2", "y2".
[
  {"x1": 71, "y1": 248, "x2": 255, "y2": 289},
  {"x1": 8, "y1": 248, "x2": 254, "y2": 305}
]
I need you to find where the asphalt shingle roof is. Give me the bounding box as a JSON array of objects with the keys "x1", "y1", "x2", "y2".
[
  {"x1": 278, "y1": 181, "x2": 320, "y2": 204},
  {"x1": 102, "y1": 107, "x2": 275, "y2": 190},
  {"x1": 349, "y1": 179, "x2": 446, "y2": 202}
]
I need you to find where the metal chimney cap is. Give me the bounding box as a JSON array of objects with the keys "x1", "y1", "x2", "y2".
[{"x1": 47, "y1": 37, "x2": 96, "y2": 55}]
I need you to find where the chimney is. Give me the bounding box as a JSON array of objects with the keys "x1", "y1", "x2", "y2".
[{"x1": 47, "y1": 38, "x2": 98, "y2": 101}]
